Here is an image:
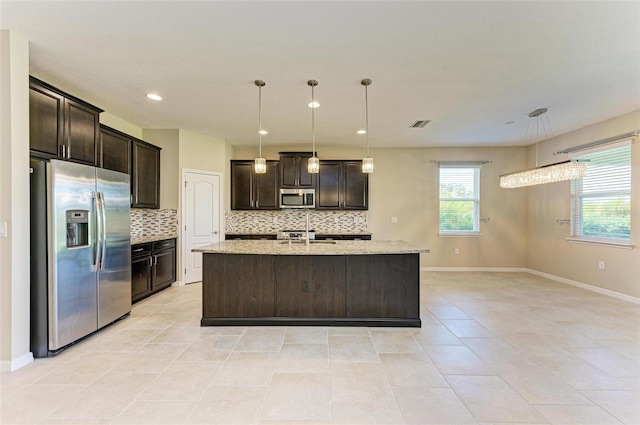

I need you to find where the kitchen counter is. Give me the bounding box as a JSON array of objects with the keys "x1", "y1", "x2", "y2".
[
  {"x1": 131, "y1": 234, "x2": 178, "y2": 245},
  {"x1": 197, "y1": 240, "x2": 426, "y2": 328},
  {"x1": 194, "y1": 240, "x2": 428, "y2": 255}
]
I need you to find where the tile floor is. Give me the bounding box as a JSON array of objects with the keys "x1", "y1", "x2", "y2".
[{"x1": 1, "y1": 272, "x2": 639, "y2": 424}]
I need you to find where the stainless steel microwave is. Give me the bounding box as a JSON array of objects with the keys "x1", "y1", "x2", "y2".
[{"x1": 279, "y1": 188, "x2": 315, "y2": 208}]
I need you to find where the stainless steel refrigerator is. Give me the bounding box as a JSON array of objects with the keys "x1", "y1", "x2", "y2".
[{"x1": 30, "y1": 159, "x2": 131, "y2": 357}]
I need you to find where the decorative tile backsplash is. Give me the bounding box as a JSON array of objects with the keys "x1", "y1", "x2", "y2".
[
  {"x1": 130, "y1": 209, "x2": 178, "y2": 237},
  {"x1": 226, "y1": 210, "x2": 368, "y2": 233}
]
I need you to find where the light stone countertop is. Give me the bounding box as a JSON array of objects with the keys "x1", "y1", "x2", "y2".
[
  {"x1": 131, "y1": 234, "x2": 178, "y2": 245},
  {"x1": 192, "y1": 240, "x2": 429, "y2": 256}
]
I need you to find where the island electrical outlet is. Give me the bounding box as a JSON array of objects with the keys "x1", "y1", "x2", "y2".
[{"x1": 302, "y1": 281, "x2": 310, "y2": 292}]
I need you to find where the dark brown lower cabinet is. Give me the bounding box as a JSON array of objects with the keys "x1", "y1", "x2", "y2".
[
  {"x1": 201, "y1": 253, "x2": 420, "y2": 327},
  {"x1": 131, "y1": 238, "x2": 176, "y2": 303}
]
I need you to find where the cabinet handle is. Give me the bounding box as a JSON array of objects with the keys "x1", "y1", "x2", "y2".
[
  {"x1": 153, "y1": 255, "x2": 158, "y2": 265},
  {"x1": 161, "y1": 243, "x2": 170, "y2": 247},
  {"x1": 133, "y1": 248, "x2": 144, "y2": 252},
  {"x1": 148, "y1": 257, "x2": 153, "y2": 267}
]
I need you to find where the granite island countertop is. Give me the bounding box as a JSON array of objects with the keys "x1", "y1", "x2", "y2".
[{"x1": 193, "y1": 240, "x2": 429, "y2": 255}]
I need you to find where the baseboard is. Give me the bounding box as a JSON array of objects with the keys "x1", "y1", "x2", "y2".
[
  {"x1": 0, "y1": 352, "x2": 34, "y2": 373},
  {"x1": 525, "y1": 268, "x2": 640, "y2": 305},
  {"x1": 421, "y1": 267, "x2": 527, "y2": 272},
  {"x1": 171, "y1": 280, "x2": 185, "y2": 287}
]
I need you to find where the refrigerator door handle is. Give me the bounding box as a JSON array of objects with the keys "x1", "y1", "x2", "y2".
[
  {"x1": 99, "y1": 191, "x2": 107, "y2": 271},
  {"x1": 93, "y1": 191, "x2": 101, "y2": 272}
]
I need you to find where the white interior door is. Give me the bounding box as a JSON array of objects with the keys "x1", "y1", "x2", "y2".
[{"x1": 183, "y1": 170, "x2": 221, "y2": 283}]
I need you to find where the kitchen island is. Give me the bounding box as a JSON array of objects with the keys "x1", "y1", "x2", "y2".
[{"x1": 193, "y1": 240, "x2": 429, "y2": 327}]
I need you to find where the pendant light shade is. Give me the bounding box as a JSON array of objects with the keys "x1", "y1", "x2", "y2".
[
  {"x1": 307, "y1": 79, "x2": 319, "y2": 174},
  {"x1": 361, "y1": 79, "x2": 374, "y2": 173},
  {"x1": 254, "y1": 80, "x2": 267, "y2": 174}
]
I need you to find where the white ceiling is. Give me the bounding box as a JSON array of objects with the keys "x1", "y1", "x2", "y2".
[{"x1": 1, "y1": 1, "x2": 639, "y2": 148}]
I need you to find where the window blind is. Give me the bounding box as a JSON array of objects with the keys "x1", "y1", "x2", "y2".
[
  {"x1": 439, "y1": 166, "x2": 480, "y2": 233},
  {"x1": 570, "y1": 142, "x2": 631, "y2": 242}
]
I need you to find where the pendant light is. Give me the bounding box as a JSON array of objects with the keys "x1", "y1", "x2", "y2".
[
  {"x1": 254, "y1": 80, "x2": 267, "y2": 174},
  {"x1": 307, "y1": 79, "x2": 320, "y2": 174},
  {"x1": 361, "y1": 78, "x2": 374, "y2": 173},
  {"x1": 499, "y1": 108, "x2": 586, "y2": 188}
]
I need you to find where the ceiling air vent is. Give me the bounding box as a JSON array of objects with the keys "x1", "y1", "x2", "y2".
[{"x1": 409, "y1": 120, "x2": 430, "y2": 128}]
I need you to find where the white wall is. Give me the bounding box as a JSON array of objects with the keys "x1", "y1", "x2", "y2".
[
  {"x1": 525, "y1": 110, "x2": 640, "y2": 298},
  {"x1": 0, "y1": 31, "x2": 32, "y2": 371}
]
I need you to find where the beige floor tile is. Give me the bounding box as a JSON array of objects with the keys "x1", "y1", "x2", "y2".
[
  {"x1": 113, "y1": 343, "x2": 189, "y2": 373},
  {"x1": 581, "y1": 390, "x2": 640, "y2": 424},
  {"x1": 569, "y1": 346, "x2": 640, "y2": 378},
  {"x1": 440, "y1": 319, "x2": 493, "y2": 338},
  {"x1": 331, "y1": 401, "x2": 405, "y2": 425},
  {"x1": 447, "y1": 375, "x2": 546, "y2": 423},
  {"x1": 379, "y1": 353, "x2": 448, "y2": 388},
  {"x1": 327, "y1": 327, "x2": 370, "y2": 337},
  {"x1": 284, "y1": 327, "x2": 328, "y2": 344},
  {"x1": 37, "y1": 419, "x2": 114, "y2": 425},
  {"x1": 112, "y1": 400, "x2": 195, "y2": 424},
  {"x1": 119, "y1": 312, "x2": 176, "y2": 331},
  {"x1": 177, "y1": 334, "x2": 240, "y2": 362},
  {"x1": 393, "y1": 386, "x2": 477, "y2": 424},
  {"x1": 490, "y1": 363, "x2": 591, "y2": 405},
  {"x1": 139, "y1": 360, "x2": 222, "y2": 401},
  {"x1": 33, "y1": 351, "x2": 128, "y2": 385},
  {"x1": 328, "y1": 335, "x2": 378, "y2": 362},
  {"x1": 47, "y1": 372, "x2": 157, "y2": 419},
  {"x1": 462, "y1": 337, "x2": 536, "y2": 368},
  {"x1": 330, "y1": 362, "x2": 394, "y2": 403},
  {"x1": 0, "y1": 385, "x2": 85, "y2": 425},
  {"x1": 369, "y1": 329, "x2": 423, "y2": 353},
  {"x1": 534, "y1": 404, "x2": 623, "y2": 424},
  {"x1": 418, "y1": 308, "x2": 441, "y2": 324},
  {"x1": 201, "y1": 326, "x2": 248, "y2": 336},
  {"x1": 410, "y1": 324, "x2": 464, "y2": 347},
  {"x1": 424, "y1": 345, "x2": 494, "y2": 375},
  {"x1": 87, "y1": 328, "x2": 163, "y2": 352},
  {"x1": 234, "y1": 328, "x2": 286, "y2": 352},
  {"x1": 426, "y1": 305, "x2": 471, "y2": 320},
  {"x1": 186, "y1": 385, "x2": 268, "y2": 424},
  {"x1": 211, "y1": 352, "x2": 278, "y2": 386},
  {"x1": 150, "y1": 322, "x2": 205, "y2": 344},
  {"x1": 261, "y1": 373, "x2": 330, "y2": 421},
  {"x1": 274, "y1": 343, "x2": 329, "y2": 372}
]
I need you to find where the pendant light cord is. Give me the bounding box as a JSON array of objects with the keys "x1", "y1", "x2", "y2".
[
  {"x1": 311, "y1": 84, "x2": 316, "y2": 156},
  {"x1": 365, "y1": 83, "x2": 369, "y2": 157},
  {"x1": 258, "y1": 84, "x2": 263, "y2": 158}
]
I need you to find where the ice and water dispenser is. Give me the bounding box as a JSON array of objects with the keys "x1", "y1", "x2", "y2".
[{"x1": 66, "y1": 210, "x2": 89, "y2": 248}]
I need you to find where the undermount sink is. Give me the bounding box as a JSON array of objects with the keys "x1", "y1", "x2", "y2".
[{"x1": 279, "y1": 240, "x2": 337, "y2": 245}]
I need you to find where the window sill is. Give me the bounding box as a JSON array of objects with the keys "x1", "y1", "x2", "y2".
[
  {"x1": 566, "y1": 237, "x2": 634, "y2": 249},
  {"x1": 438, "y1": 232, "x2": 482, "y2": 237}
]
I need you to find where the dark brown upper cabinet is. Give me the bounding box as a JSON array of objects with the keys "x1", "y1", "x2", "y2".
[
  {"x1": 279, "y1": 152, "x2": 315, "y2": 188},
  {"x1": 99, "y1": 125, "x2": 131, "y2": 174},
  {"x1": 317, "y1": 160, "x2": 368, "y2": 210},
  {"x1": 131, "y1": 139, "x2": 161, "y2": 209},
  {"x1": 29, "y1": 77, "x2": 102, "y2": 166},
  {"x1": 231, "y1": 160, "x2": 279, "y2": 210}
]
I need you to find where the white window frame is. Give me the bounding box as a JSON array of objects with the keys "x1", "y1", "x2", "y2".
[
  {"x1": 568, "y1": 140, "x2": 632, "y2": 249},
  {"x1": 438, "y1": 165, "x2": 481, "y2": 236}
]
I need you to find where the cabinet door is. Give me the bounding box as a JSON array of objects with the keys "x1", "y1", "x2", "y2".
[
  {"x1": 316, "y1": 161, "x2": 341, "y2": 209},
  {"x1": 65, "y1": 98, "x2": 99, "y2": 166},
  {"x1": 280, "y1": 153, "x2": 315, "y2": 188},
  {"x1": 343, "y1": 161, "x2": 368, "y2": 210},
  {"x1": 152, "y1": 249, "x2": 176, "y2": 291},
  {"x1": 132, "y1": 140, "x2": 161, "y2": 208},
  {"x1": 297, "y1": 153, "x2": 315, "y2": 188},
  {"x1": 255, "y1": 161, "x2": 279, "y2": 209},
  {"x1": 131, "y1": 255, "x2": 152, "y2": 303},
  {"x1": 231, "y1": 161, "x2": 254, "y2": 209},
  {"x1": 99, "y1": 126, "x2": 131, "y2": 174},
  {"x1": 29, "y1": 83, "x2": 64, "y2": 158}
]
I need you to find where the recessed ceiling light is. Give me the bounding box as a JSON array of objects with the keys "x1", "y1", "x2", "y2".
[
  {"x1": 357, "y1": 130, "x2": 367, "y2": 135},
  {"x1": 258, "y1": 129, "x2": 268, "y2": 135},
  {"x1": 146, "y1": 93, "x2": 162, "y2": 101},
  {"x1": 308, "y1": 101, "x2": 320, "y2": 108}
]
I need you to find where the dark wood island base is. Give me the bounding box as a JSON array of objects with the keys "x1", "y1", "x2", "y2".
[{"x1": 201, "y1": 252, "x2": 422, "y2": 327}]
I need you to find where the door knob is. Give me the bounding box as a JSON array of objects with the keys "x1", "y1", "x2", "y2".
[{"x1": 213, "y1": 231, "x2": 219, "y2": 235}]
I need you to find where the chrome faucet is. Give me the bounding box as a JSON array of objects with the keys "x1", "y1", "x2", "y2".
[{"x1": 305, "y1": 213, "x2": 310, "y2": 246}]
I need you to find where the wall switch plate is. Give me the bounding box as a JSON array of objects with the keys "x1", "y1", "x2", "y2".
[
  {"x1": 598, "y1": 261, "x2": 605, "y2": 270},
  {"x1": 391, "y1": 217, "x2": 398, "y2": 223},
  {"x1": 455, "y1": 248, "x2": 459, "y2": 254},
  {"x1": 0, "y1": 222, "x2": 7, "y2": 238}
]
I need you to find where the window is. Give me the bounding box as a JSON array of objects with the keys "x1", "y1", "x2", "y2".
[
  {"x1": 439, "y1": 166, "x2": 480, "y2": 234},
  {"x1": 570, "y1": 141, "x2": 631, "y2": 245}
]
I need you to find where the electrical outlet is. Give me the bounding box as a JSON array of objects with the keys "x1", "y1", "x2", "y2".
[
  {"x1": 302, "y1": 281, "x2": 310, "y2": 292},
  {"x1": 455, "y1": 248, "x2": 460, "y2": 255},
  {"x1": 598, "y1": 261, "x2": 605, "y2": 270},
  {"x1": 391, "y1": 217, "x2": 398, "y2": 223}
]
